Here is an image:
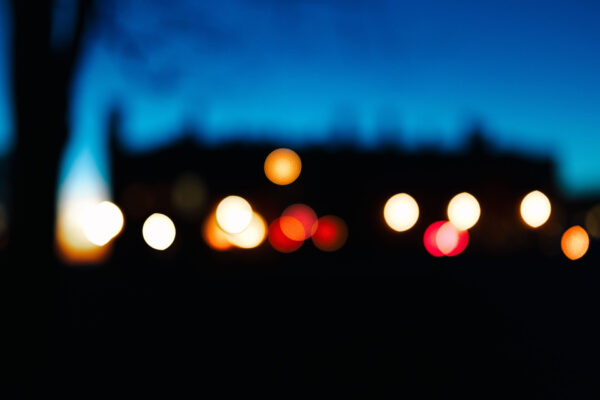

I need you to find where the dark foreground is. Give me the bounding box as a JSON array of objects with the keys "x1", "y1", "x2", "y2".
[{"x1": 4, "y1": 248, "x2": 600, "y2": 398}]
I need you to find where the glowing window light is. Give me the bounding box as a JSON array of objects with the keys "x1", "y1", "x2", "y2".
[
  {"x1": 142, "y1": 213, "x2": 176, "y2": 251},
  {"x1": 226, "y1": 212, "x2": 267, "y2": 249},
  {"x1": 264, "y1": 148, "x2": 302, "y2": 185},
  {"x1": 383, "y1": 193, "x2": 419, "y2": 232},
  {"x1": 282, "y1": 204, "x2": 318, "y2": 240},
  {"x1": 269, "y1": 218, "x2": 303, "y2": 253},
  {"x1": 447, "y1": 192, "x2": 480, "y2": 231},
  {"x1": 520, "y1": 190, "x2": 551, "y2": 228},
  {"x1": 561, "y1": 225, "x2": 589, "y2": 261},
  {"x1": 312, "y1": 215, "x2": 348, "y2": 252},
  {"x1": 82, "y1": 201, "x2": 124, "y2": 246},
  {"x1": 216, "y1": 195, "x2": 253, "y2": 234},
  {"x1": 423, "y1": 221, "x2": 445, "y2": 257},
  {"x1": 585, "y1": 205, "x2": 600, "y2": 239},
  {"x1": 202, "y1": 212, "x2": 233, "y2": 251}
]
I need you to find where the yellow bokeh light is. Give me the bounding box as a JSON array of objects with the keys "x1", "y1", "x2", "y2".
[
  {"x1": 226, "y1": 212, "x2": 267, "y2": 249},
  {"x1": 447, "y1": 192, "x2": 480, "y2": 231},
  {"x1": 215, "y1": 195, "x2": 253, "y2": 234},
  {"x1": 82, "y1": 201, "x2": 124, "y2": 246},
  {"x1": 264, "y1": 148, "x2": 302, "y2": 185},
  {"x1": 520, "y1": 190, "x2": 551, "y2": 228},
  {"x1": 383, "y1": 193, "x2": 419, "y2": 232},
  {"x1": 561, "y1": 225, "x2": 589, "y2": 260},
  {"x1": 142, "y1": 213, "x2": 176, "y2": 251}
]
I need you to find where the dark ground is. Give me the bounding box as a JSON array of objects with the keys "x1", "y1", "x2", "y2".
[{"x1": 5, "y1": 246, "x2": 599, "y2": 398}]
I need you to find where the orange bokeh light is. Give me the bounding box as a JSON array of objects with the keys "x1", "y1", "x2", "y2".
[
  {"x1": 264, "y1": 148, "x2": 302, "y2": 185},
  {"x1": 311, "y1": 215, "x2": 348, "y2": 252},
  {"x1": 279, "y1": 215, "x2": 306, "y2": 242},
  {"x1": 282, "y1": 204, "x2": 318, "y2": 240},
  {"x1": 268, "y1": 218, "x2": 303, "y2": 253},
  {"x1": 561, "y1": 225, "x2": 589, "y2": 261},
  {"x1": 202, "y1": 212, "x2": 233, "y2": 251}
]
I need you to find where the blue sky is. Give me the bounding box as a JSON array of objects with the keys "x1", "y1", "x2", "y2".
[
  {"x1": 0, "y1": 0, "x2": 12, "y2": 154},
  {"x1": 1, "y1": 0, "x2": 599, "y2": 195}
]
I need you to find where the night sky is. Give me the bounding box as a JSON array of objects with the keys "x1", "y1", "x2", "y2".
[{"x1": 0, "y1": 0, "x2": 599, "y2": 195}]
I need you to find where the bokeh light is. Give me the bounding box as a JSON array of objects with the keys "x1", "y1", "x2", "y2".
[
  {"x1": 282, "y1": 204, "x2": 318, "y2": 240},
  {"x1": 383, "y1": 193, "x2": 419, "y2": 232},
  {"x1": 445, "y1": 228, "x2": 469, "y2": 257},
  {"x1": 561, "y1": 225, "x2": 589, "y2": 261},
  {"x1": 423, "y1": 221, "x2": 445, "y2": 257},
  {"x1": 171, "y1": 172, "x2": 207, "y2": 218},
  {"x1": 268, "y1": 217, "x2": 303, "y2": 253},
  {"x1": 436, "y1": 221, "x2": 469, "y2": 256},
  {"x1": 585, "y1": 204, "x2": 600, "y2": 239},
  {"x1": 142, "y1": 213, "x2": 176, "y2": 251},
  {"x1": 312, "y1": 215, "x2": 348, "y2": 252},
  {"x1": 435, "y1": 222, "x2": 459, "y2": 255},
  {"x1": 279, "y1": 215, "x2": 306, "y2": 242},
  {"x1": 226, "y1": 212, "x2": 267, "y2": 249},
  {"x1": 424, "y1": 221, "x2": 469, "y2": 257},
  {"x1": 202, "y1": 212, "x2": 233, "y2": 251},
  {"x1": 447, "y1": 192, "x2": 480, "y2": 230},
  {"x1": 264, "y1": 148, "x2": 302, "y2": 185},
  {"x1": 82, "y1": 201, "x2": 124, "y2": 246},
  {"x1": 520, "y1": 190, "x2": 551, "y2": 228},
  {"x1": 55, "y1": 149, "x2": 112, "y2": 264},
  {"x1": 56, "y1": 198, "x2": 111, "y2": 264},
  {"x1": 216, "y1": 195, "x2": 253, "y2": 234}
]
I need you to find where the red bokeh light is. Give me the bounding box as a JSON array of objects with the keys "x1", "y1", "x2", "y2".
[
  {"x1": 436, "y1": 222, "x2": 459, "y2": 255},
  {"x1": 268, "y1": 218, "x2": 303, "y2": 253},
  {"x1": 282, "y1": 204, "x2": 318, "y2": 240},
  {"x1": 445, "y1": 226, "x2": 468, "y2": 257},
  {"x1": 424, "y1": 221, "x2": 469, "y2": 257},
  {"x1": 423, "y1": 221, "x2": 445, "y2": 257},
  {"x1": 279, "y1": 215, "x2": 306, "y2": 242},
  {"x1": 312, "y1": 215, "x2": 348, "y2": 252}
]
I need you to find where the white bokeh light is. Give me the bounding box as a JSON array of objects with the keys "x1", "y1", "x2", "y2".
[
  {"x1": 447, "y1": 192, "x2": 480, "y2": 231},
  {"x1": 520, "y1": 190, "x2": 551, "y2": 228},
  {"x1": 215, "y1": 195, "x2": 253, "y2": 234},
  {"x1": 383, "y1": 193, "x2": 419, "y2": 232},
  {"x1": 82, "y1": 201, "x2": 124, "y2": 246},
  {"x1": 142, "y1": 213, "x2": 176, "y2": 251},
  {"x1": 226, "y1": 212, "x2": 267, "y2": 249}
]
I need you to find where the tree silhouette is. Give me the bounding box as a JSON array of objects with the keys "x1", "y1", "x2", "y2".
[
  {"x1": 9, "y1": 0, "x2": 95, "y2": 266},
  {"x1": 6, "y1": 0, "x2": 96, "y2": 383}
]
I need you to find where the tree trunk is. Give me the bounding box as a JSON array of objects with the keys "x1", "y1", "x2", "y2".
[
  {"x1": 6, "y1": 0, "x2": 92, "y2": 386},
  {"x1": 10, "y1": 1, "x2": 65, "y2": 268}
]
